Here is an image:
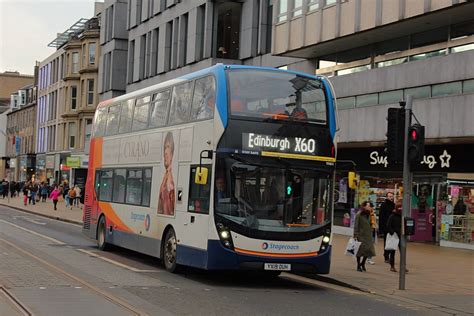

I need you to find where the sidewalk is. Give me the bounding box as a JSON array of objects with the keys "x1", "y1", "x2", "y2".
[
  {"x1": 1, "y1": 196, "x2": 473, "y2": 313},
  {"x1": 0, "y1": 195, "x2": 82, "y2": 225}
]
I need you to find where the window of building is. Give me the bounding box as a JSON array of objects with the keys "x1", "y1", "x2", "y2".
[
  {"x1": 404, "y1": 86, "x2": 431, "y2": 100},
  {"x1": 411, "y1": 27, "x2": 448, "y2": 49},
  {"x1": 119, "y1": 99, "x2": 135, "y2": 133},
  {"x1": 356, "y1": 93, "x2": 378, "y2": 107},
  {"x1": 128, "y1": 40, "x2": 135, "y2": 83},
  {"x1": 169, "y1": 82, "x2": 193, "y2": 125},
  {"x1": 463, "y1": 79, "x2": 474, "y2": 94},
  {"x1": 432, "y1": 82, "x2": 462, "y2": 98},
  {"x1": 308, "y1": 0, "x2": 320, "y2": 11},
  {"x1": 72, "y1": 52, "x2": 79, "y2": 73},
  {"x1": 106, "y1": 104, "x2": 121, "y2": 136},
  {"x1": 89, "y1": 43, "x2": 96, "y2": 65},
  {"x1": 191, "y1": 76, "x2": 216, "y2": 121},
  {"x1": 337, "y1": 65, "x2": 370, "y2": 76},
  {"x1": 451, "y1": 43, "x2": 474, "y2": 54},
  {"x1": 410, "y1": 49, "x2": 447, "y2": 61},
  {"x1": 337, "y1": 97, "x2": 355, "y2": 109},
  {"x1": 379, "y1": 90, "x2": 403, "y2": 105},
  {"x1": 87, "y1": 79, "x2": 94, "y2": 105},
  {"x1": 82, "y1": 44, "x2": 87, "y2": 68},
  {"x1": 324, "y1": 0, "x2": 336, "y2": 6},
  {"x1": 376, "y1": 57, "x2": 408, "y2": 68},
  {"x1": 293, "y1": 0, "x2": 303, "y2": 17},
  {"x1": 188, "y1": 165, "x2": 212, "y2": 214},
  {"x1": 277, "y1": 0, "x2": 288, "y2": 22},
  {"x1": 139, "y1": 34, "x2": 146, "y2": 79},
  {"x1": 149, "y1": 90, "x2": 170, "y2": 128},
  {"x1": 69, "y1": 122, "x2": 76, "y2": 149},
  {"x1": 215, "y1": 2, "x2": 242, "y2": 59},
  {"x1": 132, "y1": 95, "x2": 151, "y2": 131},
  {"x1": 112, "y1": 169, "x2": 127, "y2": 203},
  {"x1": 71, "y1": 86, "x2": 77, "y2": 110},
  {"x1": 451, "y1": 20, "x2": 474, "y2": 40}
]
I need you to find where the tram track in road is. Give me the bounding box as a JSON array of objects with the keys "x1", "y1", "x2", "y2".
[
  {"x1": 0, "y1": 285, "x2": 32, "y2": 316},
  {"x1": 0, "y1": 237, "x2": 149, "y2": 316}
]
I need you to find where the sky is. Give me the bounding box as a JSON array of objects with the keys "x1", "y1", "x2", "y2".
[{"x1": 0, "y1": 0, "x2": 102, "y2": 75}]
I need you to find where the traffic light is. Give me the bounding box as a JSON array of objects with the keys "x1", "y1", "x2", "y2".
[
  {"x1": 386, "y1": 108, "x2": 405, "y2": 164},
  {"x1": 408, "y1": 124, "x2": 425, "y2": 163}
]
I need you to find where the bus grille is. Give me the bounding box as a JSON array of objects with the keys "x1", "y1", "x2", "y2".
[{"x1": 83, "y1": 205, "x2": 91, "y2": 230}]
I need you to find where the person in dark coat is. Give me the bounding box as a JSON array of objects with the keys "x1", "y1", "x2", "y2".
[
  {"x1": 386, "y1": 202, "x2": 408, "y2": 273},
  {"x1": 379, "y1": 192, "x2": 395, "y2": 263},
  {"x1": 354, "y1": 201, "x2": 376, "y2": 272}
]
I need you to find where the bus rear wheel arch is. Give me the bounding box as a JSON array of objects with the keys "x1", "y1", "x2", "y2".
[{"x1": 97, "y1": 215, "x2": 110, "y2": 251}]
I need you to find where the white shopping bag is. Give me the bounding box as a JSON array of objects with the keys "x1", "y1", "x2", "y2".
[
  {"x1": 385, "y1": 233, "x2": 399, "y2": 251},
  {"x1": 344, "y1": 237, "x2": 362, "y2": 257}
]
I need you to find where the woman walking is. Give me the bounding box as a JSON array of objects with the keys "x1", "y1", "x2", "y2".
[
  {"x1": 386, "y1": 202, "x2": 409, "y2": 273},
  {"x1": 49, "y1": 186, "x2": 61, "y2": 211},
  {"x1": 354, "y1": 201, "x2": 376, "y2": 272}
]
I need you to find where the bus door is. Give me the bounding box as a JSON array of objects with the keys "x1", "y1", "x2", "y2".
[{"x1": 180, "y1": 165, "x2": 211, "y2": 254}]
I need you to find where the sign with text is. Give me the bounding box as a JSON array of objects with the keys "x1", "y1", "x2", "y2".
[
  {"x1": 102, "y1": 132, "x2": 162, "y2": 166},
  {"x1": 66, "y1": 157, "x2": 81, "y2": 168}
]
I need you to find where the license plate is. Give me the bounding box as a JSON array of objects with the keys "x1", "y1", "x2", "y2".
[{"x1": 264, "y1": 263, "x2": 291, "y2": 271}]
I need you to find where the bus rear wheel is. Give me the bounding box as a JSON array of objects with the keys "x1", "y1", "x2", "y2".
[
  {"x1": 97, "y1": 216, "x2": 109, "y2": 251},
  {"x1": 163, "y1": 229, "x2": 178, "y2": 273}
]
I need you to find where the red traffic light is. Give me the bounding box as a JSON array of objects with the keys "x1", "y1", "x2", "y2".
[{"x1": 411, "y1": 129, "x2": 417, "y2": 140}]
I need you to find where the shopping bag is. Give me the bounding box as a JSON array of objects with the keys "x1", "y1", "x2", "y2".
[
  {"x1": 344, "y1": 237, "x2": 362, "y2": 257},
  {"x1": 385, "y1": 233, "x2": 399, "y2": 251}
]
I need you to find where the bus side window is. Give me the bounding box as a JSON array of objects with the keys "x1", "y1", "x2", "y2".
[
  {"x1": 191, "y1": 76, "x2": 216, "y2": 121},
  {"x1": 94, "y1": 108, "x2": 107, "y2": 137},
  {"x1": 105, "y1": 104, "x2": 121, "y2": 136},
  {"x1": 132, "y1": 96, "x2": 151, "y2": 131},
  {"x1": 188, "y1": 165, "x2": 212, "y2": 214},
  {"x1": 94, "y1": 170, "x2": 101, "y2": 199},
  {"x1": 149, "y1": 90, "x2": 170, "y2": 128},
  {"x1": 169, "y1": 82, "x2": 193, "y2": 125},
  {"x1": 119, "y1": 99, "x2": 135, "y2": 133}
]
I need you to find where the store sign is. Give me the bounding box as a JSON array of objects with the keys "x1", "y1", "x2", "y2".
[
  {"x1": 338, "y1": 144, "x2": 474, "y2": 173},
  {"x1": 66, "y1": 157, "x2": 81, "y2": 168}
]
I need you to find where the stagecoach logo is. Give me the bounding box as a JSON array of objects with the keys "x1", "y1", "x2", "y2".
[
  {"x1": 145, "y1": 214, "x2": 151, "y2": 231},
  {"x1": 261, "y1": 242, "x2": 300, "y2": 251},
  {"x1": 243, "y1": 133, "x2": 317, "y2": 154}
]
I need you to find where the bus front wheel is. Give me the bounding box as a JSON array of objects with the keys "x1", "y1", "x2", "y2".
[
  {"x1": 97, "y1": 216, "x2": 109, "y2": 251},
  {"x1": 163, "y1": 229, "x2": 178, "y2": 273}
]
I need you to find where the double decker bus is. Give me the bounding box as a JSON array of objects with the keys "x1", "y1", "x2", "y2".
[{"x1": 83, "y1": 64, "x2": 338, "y2": 274}]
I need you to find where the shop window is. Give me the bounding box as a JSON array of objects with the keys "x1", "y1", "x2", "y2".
[
  {"x1": 149, "y1": 90, "x2": 170, "y2": 128},
  {"x1": 215, "y1": 2, "x2": 241, "y2": 59},
  {"x1": 132, "y1": 95, "x2": 151, "y2": 131},
  {"x1": 404, "y1": 86, "x2": 431, "y2": 100},
  {"x1": 119, "y1": 99, "x2": 135, "y2": 133},
  {"x1": 356, "y1": 93, "x2": 378, "y2": 107},
  {"x1": 169, "y1": 82, "x2": 193, "y2": 125},
  {"x1": 463, "y1": 79, "x2": 474, "y2": 94},
  {"x1": 379, "y1": 90, "x2": 403, "y2": 105},
  {"x1": 112, "y1": 169, "x2": 126, "y2": 203},
  {"x1": 432, "y1": 82, "x2": 462, "y2": 98},
  {"x1": 188, "y1": 165, "x2": 212, "y2": 214},
  {"x1": 337, "y1": 97, "x2": 355, "y2": 110}
]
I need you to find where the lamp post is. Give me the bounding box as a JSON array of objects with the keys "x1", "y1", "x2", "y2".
[{"x1": 0, "y1": 129, "x2": 10, "y2": 203}]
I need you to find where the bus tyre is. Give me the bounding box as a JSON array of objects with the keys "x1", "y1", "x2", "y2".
[
  {"x1": 163, "y1": 229, "x2": 178, "y2": 273},
  {"x1": 97, "y1": 216, "x2": 109, "y2": 251}
]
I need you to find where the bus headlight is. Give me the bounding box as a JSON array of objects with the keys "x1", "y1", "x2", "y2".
[
  {"x1": 322, "y1": 236, "x2": 330, "y2": 244},
  {"x1": 216, "y1": 222, "x2": 234, "y2": 250},
  {"x1": 320, "y1": 234, "x2": 331, "y2": 252}
]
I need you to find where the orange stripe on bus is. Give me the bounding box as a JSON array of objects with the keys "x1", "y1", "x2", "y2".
[
  {"x1": 98, "y1": 201, "x2": 133, "y2": 233},
  {"x1": 234, "y1": 247, "x2": 317, "y2": 258}
]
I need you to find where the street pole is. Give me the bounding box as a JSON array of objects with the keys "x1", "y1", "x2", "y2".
[{"x1": 399, "y1": 95, "x2": 412, "y2": 290}]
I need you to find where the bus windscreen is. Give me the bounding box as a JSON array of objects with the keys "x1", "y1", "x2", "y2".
[{"x1": 227, "y1": 69, "x2": 327, "y2": 124}]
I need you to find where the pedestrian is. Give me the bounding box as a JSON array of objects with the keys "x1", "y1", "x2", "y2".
[
  {"x1": 74, "y1": 185, "x2": 81, "y2": 207},
  {"x1": 22, "y1": 183, "x2": 29, "y2": 206},
  {"x1": 49, "y1": 186, "x2": 61, "y2": 211},
  {"x1": 386, "y1": 201, "x2": 409, "y2": 273},
  {"x1": 353, "y1": 201, "x2": 376, "y2": 272},
  {"x1": 1, "y1": 180, "x2": 9, "y2": 199},
  {"x1": 10, "y1": 181, "x2": 16, "y2": 198},
  {"x1": 379, "y1": 192, "x2": 395, "y2": 263},
  {"x1": 68, "y1": 187, "x2": 76, "y2": 209},
  {"x1": 29, "y1": 182, "x2": 38, "y2": 205},
  {"x1": 40, "y1": 183, "x2": 48, "y2": 202},
  {"x1": 366, "y1": 202, "x2": 377, "y2": 265}
]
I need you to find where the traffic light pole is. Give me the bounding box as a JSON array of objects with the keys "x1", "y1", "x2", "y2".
[{"x1": 400, "y1": 95, "x2": 412, "y2": 290}]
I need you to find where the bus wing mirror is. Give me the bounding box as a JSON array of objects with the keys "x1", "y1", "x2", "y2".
[{"x1": 195, "y1": 167, "x2": 209, "y2": 185}]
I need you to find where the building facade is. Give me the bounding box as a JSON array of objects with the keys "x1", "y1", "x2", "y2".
[
  {"x1": 0, "y1": 71, "x2": 33, "y2": 114},
  {"x1": 98, "y1": 0, "x2": 312, "y2": 100},
  {"x1": 274, "y1": 0, "x2": 474, "y2": 249},
  {"x1": 37, "y1": 7, "x2": 102, "y2": 187}
]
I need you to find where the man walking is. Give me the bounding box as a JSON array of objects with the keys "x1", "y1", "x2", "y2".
[{"x1": 379, "y1": 192, "x2": 395, "y2": 263}]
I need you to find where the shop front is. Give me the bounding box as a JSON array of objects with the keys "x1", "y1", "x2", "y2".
[
  {"x1": 46, "y1": 155, "x2": 55, "y2": 185},
  {"x1": 36, "y1": 155, "x2": 46, "y2": 183},
  {"x1": 336, "y1": 143, "x2": 474, "y2": 250},
  {"x1": 18, "y1": 155, "x2": 36, "y2": 182}
]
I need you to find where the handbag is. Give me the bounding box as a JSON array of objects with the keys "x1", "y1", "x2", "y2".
[
  {"x1": 344, "y1": 237, "x2": 362, "y2": 257},
  {"x1": 385, "y1": 233, "x2": 399, "y2": 251}
]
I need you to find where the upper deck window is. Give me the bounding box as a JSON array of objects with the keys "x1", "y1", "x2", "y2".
[
  {"x1": 227, "y1": 69, "x2": 327, "y2": 124},
  {"x1": 169, "y1": 82, "x2": 193, "y2": 125},
  {"x1": 190, "y1": 76, "x2": 216, "y2": 121}
]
